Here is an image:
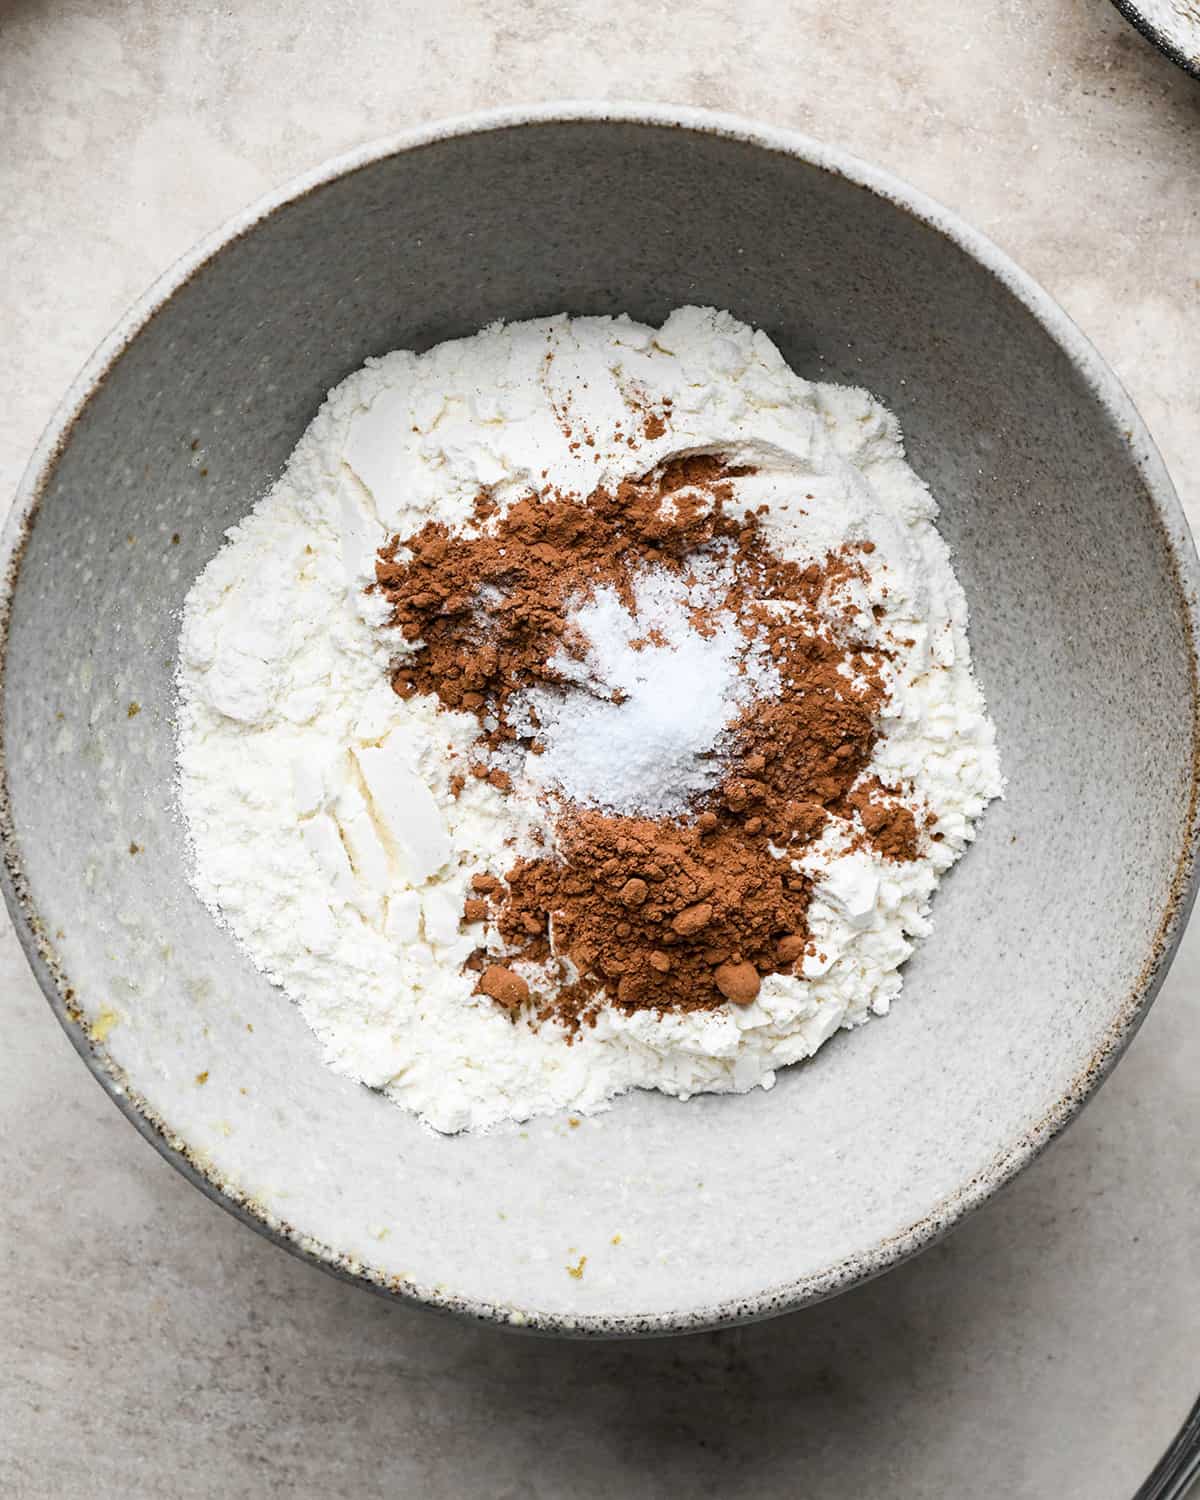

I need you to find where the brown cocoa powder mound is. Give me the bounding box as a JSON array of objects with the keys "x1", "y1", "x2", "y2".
[
  {"x1": 482, "y1": 577, "x2": 894, "y2": 1021},
  {"x1": 374, "y1": 455, "x2": 745, "y2": 741},
  {"x1": 374, "y1": 456, "x2": 923, "y2": 1022},
  {"x1": 497, "y1": 811, "x2": 812, "y2": 1017},
  {"x1": 845, "y1": 776, "x2": 922, "y2": 862}
]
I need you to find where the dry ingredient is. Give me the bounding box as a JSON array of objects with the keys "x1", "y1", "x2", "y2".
[
  {"x1": 175, "y1": 307, "x2": 1003, "y2": 1133},
  {"x1": 375, "y1": 456, "x2": 912, "y2": 1024}
]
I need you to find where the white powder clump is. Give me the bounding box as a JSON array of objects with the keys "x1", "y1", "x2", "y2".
[
  {"x1": 519, "y1": 555, "x2": 778, "y2": 817},
  {"x1": 175, "y1": 307, "x2": 1003, "y2": 1133}
]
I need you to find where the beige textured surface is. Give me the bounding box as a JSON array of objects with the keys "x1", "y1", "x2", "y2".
[{"x1": 2, "y1": 2, "x2": 1199, "y2": 1496}]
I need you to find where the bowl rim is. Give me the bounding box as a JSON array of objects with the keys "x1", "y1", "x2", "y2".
[
  {"x1": 1109, "y1": 0, "x2": 1200, "y2": 79},
  {"x1": 3, "y1": 101, "x2": 1198, "y2": 1337}
]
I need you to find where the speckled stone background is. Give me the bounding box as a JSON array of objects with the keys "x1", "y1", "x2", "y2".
[{"x1": 2, "y1": 2, "x2": 1198, "y2": 1496}]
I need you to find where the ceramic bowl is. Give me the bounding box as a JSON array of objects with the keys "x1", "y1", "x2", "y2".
[
  {"x1": 1111, "y1": 0, "x2": 1200, "y2": 77},
  {"x1": 4, "y1": 105, "x2": 1198, "y2": 1336}
]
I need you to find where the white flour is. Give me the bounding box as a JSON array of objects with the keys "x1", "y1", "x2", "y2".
[{"x1": 176, "y1": 307, "x2": 1003, "y2": 1133}]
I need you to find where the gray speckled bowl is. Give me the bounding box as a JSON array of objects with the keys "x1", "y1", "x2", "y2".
[
  {"x1": 1111, "y1": 0, "x2": 1200, "y2": 78},
  {"x1": 4, "y1": 105, "x2": 1198, "y2": 1336}
]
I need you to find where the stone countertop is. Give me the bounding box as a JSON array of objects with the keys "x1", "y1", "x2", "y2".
[{"x1": 2, "y1": 3, "x2": 1198, "y2": 1496}]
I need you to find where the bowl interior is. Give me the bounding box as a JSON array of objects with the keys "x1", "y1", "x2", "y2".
[{"x1": 4, "y1": 117, "x2": 1196, "y2": 1331}]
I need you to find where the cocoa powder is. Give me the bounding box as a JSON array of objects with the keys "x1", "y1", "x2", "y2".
[
  {"x1": 846, "y1": 777, "x2": 922, "y2": 863},
  {"x1": 376, "y1": 456, "x2": 747, "y2": 743},
  {"x1": 374, "y1": 457, "x2": 923, "y2": 1023},
  {"x1": 498, "y1": 810, "x2": 813, "y2": 1020}
]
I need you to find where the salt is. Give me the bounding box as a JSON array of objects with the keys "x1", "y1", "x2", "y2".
[{"x1": 520, "y1": 556, "x2": 778, "y2": 817}]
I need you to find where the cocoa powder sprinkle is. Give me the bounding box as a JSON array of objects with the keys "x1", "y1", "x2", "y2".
[{"x1": 375, "y1": 458, "x2": 924, "y2": 1025}]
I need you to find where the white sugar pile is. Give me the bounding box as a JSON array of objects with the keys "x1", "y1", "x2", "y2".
[{"x1": 517, "y1": 556, "x2": 779, "y2": 817}]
